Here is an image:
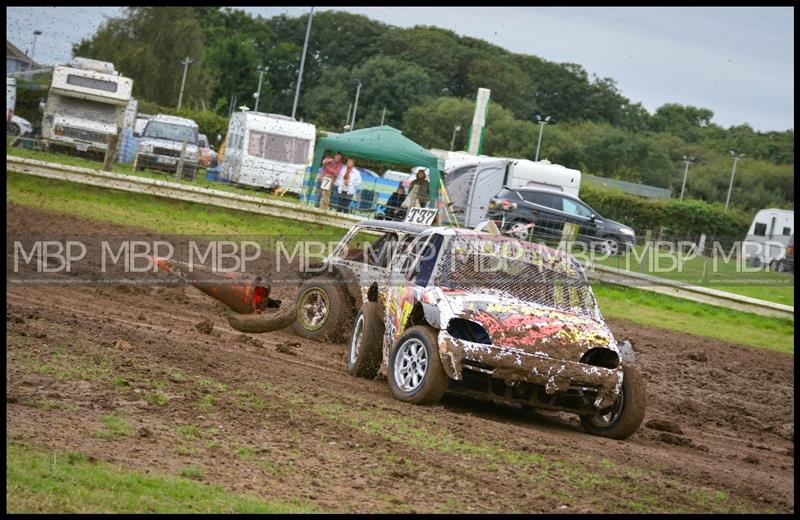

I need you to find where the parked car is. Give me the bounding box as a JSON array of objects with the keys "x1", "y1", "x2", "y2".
[
  {"x1": 346, "y1": 226, "x2": 645, "y2": 439},
  {"x1": 135, "y1": 114, "x2": 200, "y2": 177},
  {"x1": 485, "y1": 186, "x2": 635, "y2": 255},
  {"x1": 7, "y1": 114, "x2": 32, "y2": 136},
  {"x1": 770, "y1": 234, "x2": 794, "y2": 273},
  {"x1": 198, "y1": 133, "x2": 217, "y2": 168}
]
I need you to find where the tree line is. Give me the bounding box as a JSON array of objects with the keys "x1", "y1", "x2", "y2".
[{"x1": 72, "y1": 7, "x2": 793, "y2": 212}]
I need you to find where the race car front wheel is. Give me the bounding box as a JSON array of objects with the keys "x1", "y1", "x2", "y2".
[
  {"x1": 579, "y1": 364, "x2": 646, "y2": 440},
  {"x1": 348, "y1": 301, "x2": 384, "y2": 379},
  {"x1": 388, "y1": 325, "x2": 449, "y2": 405}
]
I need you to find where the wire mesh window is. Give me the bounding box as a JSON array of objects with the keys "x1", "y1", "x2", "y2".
[
  {"x1": 435, "y1": 235, "x2": 601, "y2": 320},
  {"x1": 248, "y1": 131, "x2": 310, "y2": 164}
]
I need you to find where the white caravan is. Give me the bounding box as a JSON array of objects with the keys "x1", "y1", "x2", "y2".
[
  {"x1": 221, "y1": 110, "x2": 316, "y2": 193},
  {"x1": 435, "y1": 150, "x2": 581, "y2": 197},
  {"x1": 742, "y1": 208, "x2": 794, "y2": 267},
  {"x1": 41, "y1": 57, "x2": 133, "y2": 155}
]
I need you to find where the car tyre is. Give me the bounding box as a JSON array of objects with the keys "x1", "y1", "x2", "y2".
[
  {"x1": 599, "y1": 236, "x2": 621, "y2": 256},
  {"x1": 388, "y1": 325, "x2": 449, "y2": 405},
  {"x1": 7, "y1": 123, "x2": 20, "y2": 137},
  {"x1": 579, "y1": 364, "x2": 646, "y2": 440},
  {"x1": 292, "y1": 277, "x2": 349, "y2": 342},
  {"x1": 347, "y1": 301, "x2": 384, "y2": 379}
]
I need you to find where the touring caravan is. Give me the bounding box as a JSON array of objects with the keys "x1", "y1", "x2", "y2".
[
  {"x1": 41, "y1": 57, "x2": 133, "y2": 155},
  {"x1": 220, "y1": 110, "x2": 316, "y2": 193},
  {"x1": 742, "y1": 208, "x2": 794, "y2": 267},
  {"x1": 436, "y1": 150, "x2": 581, "y2": 197}
]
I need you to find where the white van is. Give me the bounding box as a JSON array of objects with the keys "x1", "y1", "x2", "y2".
[
  {"x1": 221, "y1": 110, "x2": 316, "y2": 193},
  {"x1": 440, "y1": 151, "x2": 581, "y2": 197},
  {"x1": 742, "y1": 208, "x2": 794, "y2": 267},
  {"x1": 41, "y1": 57, "x2": 133, "y2": 155}
]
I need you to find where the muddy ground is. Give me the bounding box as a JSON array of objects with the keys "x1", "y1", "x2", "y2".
[{"x1": 5, "y1": 204, "x2": 795, "y2": 513}]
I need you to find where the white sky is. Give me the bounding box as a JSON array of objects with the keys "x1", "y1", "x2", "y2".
[{"x1": 6, "y1": 6, "x2": 794, "y2": 131}]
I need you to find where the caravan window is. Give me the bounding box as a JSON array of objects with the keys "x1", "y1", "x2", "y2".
[
  {"x1": 248, "y1": 131, "x2": 310, "y2": 164},
  {"x1": 783, "y1": 227, "x2": 792, "y2": 236},
  {"x1": 753, "y1": 223, "x2": 767, "y2": 236}
]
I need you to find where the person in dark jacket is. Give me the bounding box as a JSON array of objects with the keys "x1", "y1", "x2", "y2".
[{"x1": 384, "y1": 186, "x2": 407, "y2": 221}]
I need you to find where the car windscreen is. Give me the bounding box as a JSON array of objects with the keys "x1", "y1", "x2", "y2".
[
  {"x1": 435, "y1": 236, "x2": 600, "y2": 320},
  {"x1": 144, "y1": 121, "x2": 198, "y2": 144}
]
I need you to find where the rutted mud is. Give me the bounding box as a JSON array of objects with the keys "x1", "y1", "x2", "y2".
[{"x1": 5, "y1": 204, "x2": 794, "y2": 513}]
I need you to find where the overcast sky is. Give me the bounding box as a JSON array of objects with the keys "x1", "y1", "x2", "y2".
[{"x1": 6, "y1": 6, "x2": 794, "y2": 131}]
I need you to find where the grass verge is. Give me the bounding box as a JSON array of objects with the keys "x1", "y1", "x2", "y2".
[
  {"x1": 593, "y1": 283, "x2": 793, "y2": 354},
  {"x1": 6, "y1": 442, "x2": 317, "y2": 513}
]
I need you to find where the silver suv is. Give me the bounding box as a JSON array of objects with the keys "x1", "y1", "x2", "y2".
[{"x1": 135, "y1": 114, "x2": 200, "y2": 177}]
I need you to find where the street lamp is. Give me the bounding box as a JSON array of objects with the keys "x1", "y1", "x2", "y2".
[
  {"x1": 350, "y1": 79, "x2": 362, "y2": 131},
  {"x1": 534, "y1": 114, "x2": 553, "y2": 162},
  {"x1": 254, "y1": 66, "x2": 269, "y2": 112},
  {"x1": 30, "y1": 30, "x2": 43, "y2": 63},
  {"x1": 291, "y1": 6, "x2": 314, "y2": 119},
  {"x1": 679, "y1": 156, "x2": 694, "y2": 201},
  {"x1": 177, "y1": 57, "x2": 194, "y2": 110},
  {"x1": 450, "y1": 125, "x2": 462, "y2": 151},
  {"x1": 725, "y1": 150, "x2": 745, "y2": 212}
]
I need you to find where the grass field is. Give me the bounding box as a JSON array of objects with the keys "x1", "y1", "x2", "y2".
[
  {"x1": 594, "y1": 244, "x2": 793, "y2": 305},
  {"x1": 7, "y1": 170, "x2": 793, "y2": 354},
  {"x1": 7, "y1": 139, "x2": 297, "y2": 204},
  {"x1": 6, "y1": 442, "x2": 317, "y2": 513}
]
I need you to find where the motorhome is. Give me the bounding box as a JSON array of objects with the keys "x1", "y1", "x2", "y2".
[
  {"x1": 220, "y1": 110, "x2": 316, "y2": 193},
  {"x1": 41, "y1": 57, "x2": 133, "y2": 155},
  {"x1": 742, "y1": 208, "x2": 794, "y2": 267}
]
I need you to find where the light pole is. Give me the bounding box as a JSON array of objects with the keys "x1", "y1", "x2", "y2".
[
  {"x1": 679, "y1": 156, "x2": 694, "y2": 201},
  {"x1": 380, "y1": 107, "x2": 387, "y2": 126},
  {"x1": 177, "y1": 57, "x2": 194, "y2": 110},
  {"x1": 291, "y1": 6, "x2": 314, "y2": 119},
  {"x1": 450, "y1": 125, "x2": 462, "y2": 151},
  {"x1": 30, "y1": 30, "x2": 42, "y2": 63},
  {"x1": 350, "y1": 79, "x2": 362, "y2": 131},
  {"x1": 534, "y1": 114, "x2": 553, "y2": 161},
  {"x1": 254, "y1": 66, "x2": 269, "y2": 113},
  {"x1": 725, "y1": 150, "x2": 745, "y2": 212}
]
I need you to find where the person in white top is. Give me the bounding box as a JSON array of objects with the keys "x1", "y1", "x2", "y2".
[{"x1": 333, "y1": 157, "x2": 362, "y2": 213}]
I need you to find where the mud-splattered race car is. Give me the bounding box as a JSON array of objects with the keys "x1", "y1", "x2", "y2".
[{"x1": 346, "y1": 226, "x2": 646, "y2": 439}]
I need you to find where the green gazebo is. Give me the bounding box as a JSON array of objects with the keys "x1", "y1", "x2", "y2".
[{"x1": 312, "y1": 126, "x2": 444, "y2": 204}]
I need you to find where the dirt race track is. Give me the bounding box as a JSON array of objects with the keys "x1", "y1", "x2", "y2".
[{"x1": 6, "y1": 205, "x2": 795, "y2": 513}]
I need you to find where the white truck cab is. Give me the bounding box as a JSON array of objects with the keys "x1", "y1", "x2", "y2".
[{"x1": 41, "y1": 57, "x2": 133, "y2": 155}]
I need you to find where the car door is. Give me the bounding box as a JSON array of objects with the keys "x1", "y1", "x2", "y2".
[
  {"x1": 385, "y1": 234, "x2": 443, "y2": 348},
  {"x1": 518, "y1": 190, "x2": 563, "y2": 240},
  {"x1": 559, "y1": 196, "x2": 598, "y2": 243}
]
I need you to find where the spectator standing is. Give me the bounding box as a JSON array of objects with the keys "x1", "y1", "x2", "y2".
[
  {"x1": 334, "y1": 157, "x2": 362, "y2": 213},
  {"x1": 317, "y1": 151, "x2": 343, "y2": 209},
  {"x1": 407, "y1": 168, "x2": 431, "y2": 208}
]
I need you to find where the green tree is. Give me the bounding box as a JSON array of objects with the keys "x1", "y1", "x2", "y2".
[{"x1": 73, "y1": 7, "x2": 211, "y2": 107}]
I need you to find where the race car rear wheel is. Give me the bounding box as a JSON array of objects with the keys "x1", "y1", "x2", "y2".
[
  {"x1": 388, "y1": 325, "x2": 449, "y2": 405},
  {"x1": 580, "y1": 364, "x2": 646, "y2": 440},
  {"x1": 292, "y1": 277, "x2": 349, "y2": 342},
  {"x1": 348, "y1": 301, "x2": 384, "y2": 379}
]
